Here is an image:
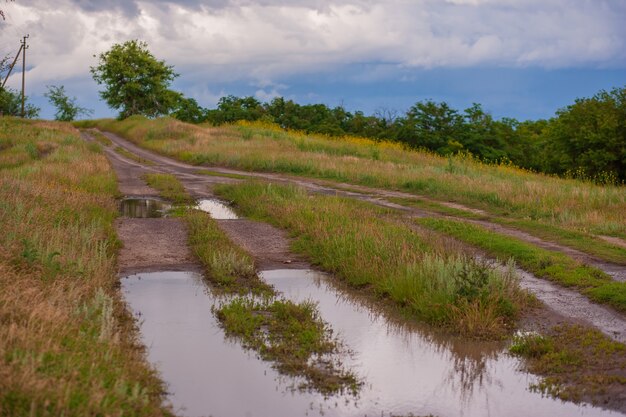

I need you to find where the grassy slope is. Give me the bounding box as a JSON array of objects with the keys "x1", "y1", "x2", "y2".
[
  {"x1": 79, "y1": 117, "x2": 626, "y2": 240},
  {"x1": 0, "y1": 118, "x2": 169, "y2": 416}
]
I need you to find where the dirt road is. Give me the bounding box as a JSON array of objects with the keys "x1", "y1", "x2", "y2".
[{"x1": 81, "y1": 128, "x2": 626, "y2": 343}]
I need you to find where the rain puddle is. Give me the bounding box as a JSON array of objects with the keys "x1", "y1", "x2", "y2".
[
  {"x1": 195, "y1": 198, "x2": 239, "y2": 219},
  {"x1": 119, "y1": 197, "x2": 172, "y2": 218},
  {"x1": 121, "y1": 270, "x2": 624, "y2": 417}
]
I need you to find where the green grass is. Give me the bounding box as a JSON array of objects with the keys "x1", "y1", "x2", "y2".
[
  {"x1": 215, "y1": 181, "x2": 531, "y2": 338},
  {"x1": 142, "y1": 173, "x2": 193, "y2": 204},
  {"x1": 85, "y1": 116, "x2": 626, "y2": 238},
  {"x1": 114, "y1": 146, "x2": 155, "y2": 166},
  {"x1": 184, "y1": 209, "x2": 272, "y2": 295},
  {"x1": 417, "y1": 218, "x2": 626, "y2": 312},
  {"x1": 0, "y1": 117, "x2": 169, "y2": 416},
  {"x1": 215, "y1": 297, "x2": 360, "y2": 395},
  {"x1": 510, "y1": 326, "x2": 626, "y2": 406}
]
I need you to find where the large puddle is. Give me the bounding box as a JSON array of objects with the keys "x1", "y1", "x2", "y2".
[
  {"x1": 119, "y1": 197, "x2": 172, "y2": 218},
  {"x1": 122, "y1": 270, "x2": 624, "y2": 417},
  {"x1": 195, "y1": 199, "x2": 239, "y2": 219}
]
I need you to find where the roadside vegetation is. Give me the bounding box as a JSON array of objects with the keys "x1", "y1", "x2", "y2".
[
  {"x1": 216, "y1": 181, "x2": 532, "y2": 338},
  {"x1": 142, "y1": 172, "x2": 357, "y2": 392},
  {"x1": 391, "y1": 196, "x2": 626, "y2": 265},
  {"x1": 83, "y1": 116, "x2": 626, "y2": 242},
  {"x1": 510, "y1": 326, "x2": 626, "y2": 407},
  {"x1": 0, "y1": 118, "x2": 169, "y2": 416},
  {"x1": 417, "y1": 218, "x2": 626, "y2": 312}
]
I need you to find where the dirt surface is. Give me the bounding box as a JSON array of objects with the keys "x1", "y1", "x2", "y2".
[
  {"x1": 217, "y1": 219, "x2": 310, "y2": 270},
  {"x1": 82, "y1": 128, "x2": 626, "y2": 342},
  {"x1": 116, "y1": 218, "x2": 198, "y2": 275}
]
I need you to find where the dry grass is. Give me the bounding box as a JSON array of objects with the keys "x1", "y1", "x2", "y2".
[
  {"x1": 0, "y1": 117, "x2": 169, "y2": 416},
  {"x1": 88, "y1": 116, "x2": 625, "y2": 238}
]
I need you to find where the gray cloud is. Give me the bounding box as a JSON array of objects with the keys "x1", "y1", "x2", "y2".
[{"x1": 1, "y1": 0, "x2": 624, "y2": 107}]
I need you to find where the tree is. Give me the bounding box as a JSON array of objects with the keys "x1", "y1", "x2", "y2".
[
  {"x1": 44, "y1": 85, "x2": 92, "y2": 121},
  {"x1": 0, "y1": 86, "x2": 39, "y2": 118},
  {"x1": 542, "y1": 86, "x2": 626, "y2": 182},
  {"x1": 171, "y1": 96, "x2": 207, "y2": 123},
  {"x1": 90, "y1": 40, "x2": 179, "y2": 119}
]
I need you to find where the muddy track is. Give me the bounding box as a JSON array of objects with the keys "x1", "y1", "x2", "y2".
[{"x1": 82, "y1": 129, "x2": 626, "y2": 342}]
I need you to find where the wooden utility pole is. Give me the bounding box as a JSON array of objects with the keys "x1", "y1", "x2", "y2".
[{"x1": 20, "y1": 34, "x2": 29, "y2": 118}]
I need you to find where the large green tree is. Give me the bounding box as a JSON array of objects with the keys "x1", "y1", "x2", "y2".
[
  {"x1": 90, "y1": 40, "x2": 179, "y2": 119},
  {"x1": 543, "y1": 86, "x2": 626, "y2": 182}
]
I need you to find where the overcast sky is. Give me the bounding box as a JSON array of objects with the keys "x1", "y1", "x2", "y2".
[{"x1": 1, "y1": 0, "x2": 625, "y2": 120}]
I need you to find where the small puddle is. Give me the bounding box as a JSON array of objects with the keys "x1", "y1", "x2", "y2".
[
  {"x1": 119, "y1": 198, "x2": 172, "y2": 218},
  {"x1": 195, "y1": 198, "x2": 239, "y2": 219},
  {"x1": 122, "y1": 270, "x2": 623, "y2": 417}
]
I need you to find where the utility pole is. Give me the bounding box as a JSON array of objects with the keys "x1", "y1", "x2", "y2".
[{"x1": 20, "y1": 34, "x2": 29, "y2": 118}]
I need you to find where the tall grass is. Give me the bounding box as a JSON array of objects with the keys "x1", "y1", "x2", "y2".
[
  {"x1": 0, "y1": 118, "x2": 169, "y2": 416},
  {"x1": 86, "y1": 116, "x2": 625, "y2": 237},
  {"x1": 418, "y1": 218, "x2": 626, "y2": 312},
  {"x1": 216, "y1": 181, "x2": 530, "y2": 338}
]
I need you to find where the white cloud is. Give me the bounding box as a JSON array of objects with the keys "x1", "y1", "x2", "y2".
[{"x1": 1, "y1": 0, "x2": 624, "y2": 105}]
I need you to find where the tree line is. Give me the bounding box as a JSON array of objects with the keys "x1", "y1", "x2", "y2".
[{"x1": 172, "y1": 89, "x2": 626, "y2": 183}]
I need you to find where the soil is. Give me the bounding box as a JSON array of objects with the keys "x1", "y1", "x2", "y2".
[
  {"x1": 116, "y1": 218, "x2": 198, "y2": 275},
  {"x1": 217, "y1": 219, "x2": 310, "y2": 270}
]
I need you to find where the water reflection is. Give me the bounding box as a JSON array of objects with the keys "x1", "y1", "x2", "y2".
[
  {"x1": 121, "y1": 270, "x2": 623, "y2": 417},
  {"x1": 119, "y1": 197, "x2": 172, "y2": 218},
  {"x1": 195, "y1": 199, "x2": 239, "y2": 219}
]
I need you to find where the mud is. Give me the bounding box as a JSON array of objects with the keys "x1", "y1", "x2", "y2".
[
  {"x1": 115, "y1": 218, "x2": 197, "y2": 275},
  {"x1": 217, "y1": 219, "x2": 309, "y2": 270}
]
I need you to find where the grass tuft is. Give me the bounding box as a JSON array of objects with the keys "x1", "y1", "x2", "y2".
[
  {"x1": 142, "y1": 173, "x2": 193, "y2": 204},
  {"x1": 215, "y1": 296, "x2": 361, "y2": 395}
]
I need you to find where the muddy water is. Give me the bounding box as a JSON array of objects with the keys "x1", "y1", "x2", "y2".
[
  {"x1": 119, "y1": 197, "x2": 172, "y2": 218},
  {"x1": 122, "y1": 270, "x2": 624, "y2": 417},
  {"x1": 195, "y1": 199, "x2": 239, "y2": 219}
]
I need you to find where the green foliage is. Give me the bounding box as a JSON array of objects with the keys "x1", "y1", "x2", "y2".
[
  {"x1": 0, "y1": 86, "x2": 40, "y2": 118},
  {"x1": 90, "y1": 40, "x2": 179, "y2": 119},
  {"x1": 44, "y1": 85, "x2": 92, "y2": 121},
  {"x1": 542, "y1": 86, "x2": 626, "y2": 182}
]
